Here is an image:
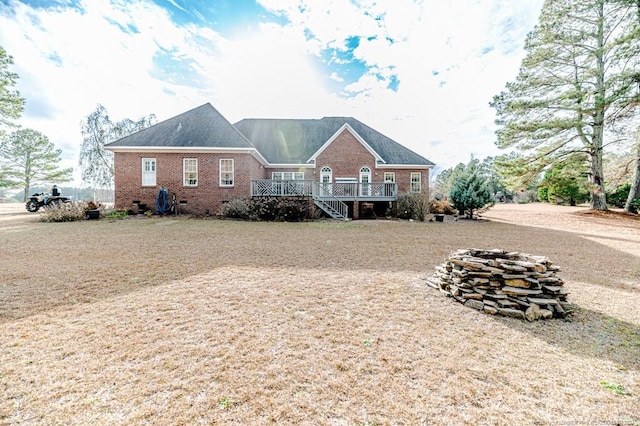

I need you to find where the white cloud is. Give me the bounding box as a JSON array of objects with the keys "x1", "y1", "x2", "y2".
[
  {"x1": 0, "y1": 0, "x2": 545, "y2": 187},
  {"x1": 0, "y1": 0, "x2": 211, "y2": 181},
  {"x1": 256, "y1": 0, "x2": 544, "y2": 174},
  {"x1": 328, "y1": 72, "x2": 343, "y2": 82}
]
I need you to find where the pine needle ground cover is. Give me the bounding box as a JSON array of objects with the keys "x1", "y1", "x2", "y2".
[{"x1": 0, "y1": 203, "x2": 638, "y2": 425}]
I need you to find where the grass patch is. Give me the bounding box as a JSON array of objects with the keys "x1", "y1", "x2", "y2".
[
  {"x1": 217, "y1": 397, "x2": 233, "y2": 409},
  {"x1": 600, "y1": 381, "x2": 631, "y2": 396}
]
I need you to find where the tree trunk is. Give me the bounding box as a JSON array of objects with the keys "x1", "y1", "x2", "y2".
[
  {"x1": 23, "y1": 175, "x2": 30, "y2": 202},
  {"x1": 623, "y1": 0, "x2": 640, "y2": 212},
  {"x1": 625, "y1": 133, "x2": 640, "y2": 212},
  {"x1": 588, "y1": 146, "x2": 608, "y2": 210},
  {"x1": 23, "y1": 153, "x2": 31, "y2": 202},
  {"x1": 590, "y1": 0, "x2": 608, "y2": 211}
]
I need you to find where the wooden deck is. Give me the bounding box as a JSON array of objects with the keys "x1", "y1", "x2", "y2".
[{"x1": 250, "y1": 180, "x2": 397, "y2": 202}]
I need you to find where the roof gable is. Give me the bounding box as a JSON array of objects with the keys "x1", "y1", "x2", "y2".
[
  {"x1": 106, "y1": 103, "x2": 255, "y2": 149},
  {"x1": 234, "y1": 117, "x2": 433, "y2": 166},
  {"x1": 336, "y1": 117, "x2": 434, "y2": 166},
  {"x1": 308, "y1": 123, "x2": 384, "y2": 164}
]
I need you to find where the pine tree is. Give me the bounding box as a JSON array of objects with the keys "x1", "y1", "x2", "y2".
[
  {"x1": 0, "y1": 128, "x2": 73, "y2": 201},
  {"x1": 622, "y1": 0, "x2": 640, "y2": 212},
  {"x1": 537, "y1": 154, "x2": 590, "y2": 206},
  {"x1": 491, "y1": 0, "x2": 640, "y2": 211},
  {"x1": 0, "y1": 46, "x2": 24, "y2": 133}
]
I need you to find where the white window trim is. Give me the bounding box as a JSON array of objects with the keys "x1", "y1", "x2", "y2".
[
  {"x1": 183, "y1": 158, "x2": 198, "y2": 187},
  {"x1": 272, "y1": 172, "x2": 305, "y2": 180},
  {"x1": 360, "y1": 166, "x2": 372, "y2": 196},
  {"x1": 141, "y1": 158, "x2": 156, "y2": 187},
  {"x1": 320, "y1": 166, "x2": 332, "y2": 183},
  {"x1": 220, "y1": 158, "x2": 234, "y2": 187},
  {"x1": 410, "y1": 172, "x2": 422, "y2": 193},
  {"x1": 359, "y1": 167, "x2": 372, "y2": 183},
  {"x1": 384, "y1": 172, "x2": 395, "y2": 183}
]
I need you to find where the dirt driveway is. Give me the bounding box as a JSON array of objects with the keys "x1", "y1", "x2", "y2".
[
  {"x1": 482, "y1": 202, "x2": 640, "y2": 259},
  {"x1": 0, "y1": 203, "x2": 31, "y2": 231}
]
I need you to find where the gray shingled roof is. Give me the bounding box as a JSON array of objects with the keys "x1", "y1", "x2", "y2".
[
  {"x1": 106, "y1": 103, "x2": 255, "y2": 149},
  {"x1": 233, "y1": 117, "x2": 434, "y2": 166},
  {"x1": 106, "y1": 103, "x2": 434, "y2": 167}
]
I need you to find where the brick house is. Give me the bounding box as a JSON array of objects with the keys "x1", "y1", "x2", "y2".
[{"x1": 106, "y1": 103, "x2": 434, "y2": 219}]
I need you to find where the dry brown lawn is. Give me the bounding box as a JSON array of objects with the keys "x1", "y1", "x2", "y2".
[{"x1": 0, "y1": 203, "x2": 638, "y2": 425}]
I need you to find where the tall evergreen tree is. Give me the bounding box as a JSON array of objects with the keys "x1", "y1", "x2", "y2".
[
  {"x1": 537, "y1": 154, "x2": 590, "y2": 205},
  {"x1": 491, "y1": 0, "x2": 640, "y2": 211},
  {"x1": 0, "y1": 128, "x2": 73, "y2": 201},
  {"x1": 0, "y1": 46, "x2": 24, "y2": 134},
  {"x1": 435, "y1": 157, "x2": 511, "y2": 202},
  {"x1": 79, "y1": 104, "x2": 155, "y2": 189},
  {"x1": 432, "y1": 163, "x2": 465, "y2": 199},
  {"x1": 621, "y1": 0, "x2": 640, "y2": 212},
  {"x1": 624, "y1": 127, "x2": 640, "y2": 211}
]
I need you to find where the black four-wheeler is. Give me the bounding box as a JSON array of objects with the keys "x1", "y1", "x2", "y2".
[{"x1": 25, "y1": 193, "x2": 71, "y2": 212}]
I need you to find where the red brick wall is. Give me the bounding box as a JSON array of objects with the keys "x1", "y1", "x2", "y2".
[
  {"x1": 315, "y1": 129, "x2": 376, "y2": 179},
  {"x1": 314, "y1": 129, "x2": 430, "y2": 198},
  {"x1": 112, "y1": 130, "x2": 431, "y2": 218},
  {"x1": 113, "y1": 152, "x2": 265, "y2": 215},
  {"x1": 393, "y1": 169, "x2": 430, "y2": 198}
]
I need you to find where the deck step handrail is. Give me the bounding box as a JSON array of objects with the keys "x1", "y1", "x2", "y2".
[{"x1": 311, "y1": 181, "x2": 348, "y2": 220}]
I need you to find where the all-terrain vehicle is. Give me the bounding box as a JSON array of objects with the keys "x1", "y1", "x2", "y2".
[{"x1": 25, "y1": 192, "x2": 71, "y2": 212}]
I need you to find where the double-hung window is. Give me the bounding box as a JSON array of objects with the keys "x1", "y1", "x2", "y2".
[
  {"x1": 183, "y1": 158, "x2": 198, "y2": 186},
  {"x1": 220, "y1": 159, "x2": 234, "y2": 187},
  {"x1": 410, "y1": 172, "x2": 422, "y2": 193},
  {"x1": 142, "y1": 158, "x2": 156, "y2": 186},
  {"x1": 272, "y1": 171, "x2": 305, "y2": 195},
  {"x1": 272, "y1": 172, "x2": 304, "y2": 180}
]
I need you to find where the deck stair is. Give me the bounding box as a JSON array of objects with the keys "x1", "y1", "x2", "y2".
[{"x1": 312, "y1": 182, "x2": 348, "y2": 220}]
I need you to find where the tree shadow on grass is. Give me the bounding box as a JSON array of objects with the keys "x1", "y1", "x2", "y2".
[
  {"x1": 494, "y1": 305, "x2": 640, "y2": 372},
  {"x1": 0, "y1": 215, "x2": 638, "y2": 334}
]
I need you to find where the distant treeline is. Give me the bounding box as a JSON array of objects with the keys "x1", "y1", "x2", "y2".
[{"x1": 2, "y1": 186, "x2": 114, "y2": 203}]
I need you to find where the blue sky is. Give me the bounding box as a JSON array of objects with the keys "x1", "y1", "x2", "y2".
[{"x1": 0, "y1": 0, "x2": 544, "y2": 185}]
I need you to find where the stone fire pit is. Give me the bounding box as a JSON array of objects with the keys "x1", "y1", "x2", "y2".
[{"x1": 426, "y1": 248, "x2": 573, "y2": 321}]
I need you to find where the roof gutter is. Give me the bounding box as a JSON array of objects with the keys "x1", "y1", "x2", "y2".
[{"x1": 106, "y1": 145, "x2": 269, "y2": 167}]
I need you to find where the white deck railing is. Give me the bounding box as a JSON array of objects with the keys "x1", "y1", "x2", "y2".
[
  {"x1": 250, "y1": 180, "x2": 397, "y2": 200},
  {"x1": 250, "y1": 180, "x2": 313, "y2": 197}
]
